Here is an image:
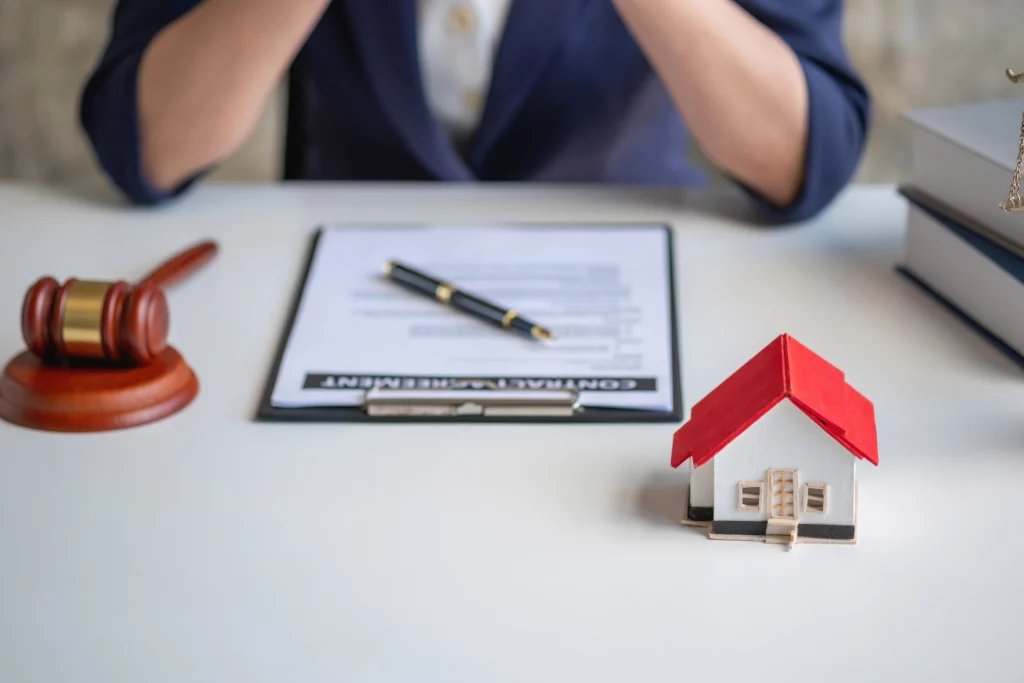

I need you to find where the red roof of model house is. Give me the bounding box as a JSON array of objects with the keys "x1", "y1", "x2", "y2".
[{"x1": 671, "y1": 334, "x2": 879, "y2": 469}]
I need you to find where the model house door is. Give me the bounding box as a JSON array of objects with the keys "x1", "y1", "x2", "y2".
[{"x1": 766, "y1": 469, "x2": 797, "y2": 537}]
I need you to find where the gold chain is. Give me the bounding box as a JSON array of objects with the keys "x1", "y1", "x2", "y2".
[
  {"x1": 1003, "y1": 69, "x2": 1024, "y2": 212},
  {"x1": 1010, "y1": 109, "x2": 1024, "y2": 197}
]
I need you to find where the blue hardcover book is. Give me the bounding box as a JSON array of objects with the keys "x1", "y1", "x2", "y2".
[{"x1": 897, "y1": 185, "x2": 1024, "y2": 371}]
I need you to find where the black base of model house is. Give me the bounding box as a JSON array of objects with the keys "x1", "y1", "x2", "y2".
[
  {"x1": 711, "y1": 520, "x2": 855, "y2": 540},
  {"x1": 686, "y1": 504, "x2": 854, "y2": 540},
  {"x1": 687, "y1": 505, "x2": 714, "y2": 522}
]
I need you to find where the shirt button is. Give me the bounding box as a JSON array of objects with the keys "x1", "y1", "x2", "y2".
[
  {"x1": 447, "y1": 3, "x2": 476, "y2": 33},
  {"x1": 462, "y1": 89, "x2": 485, "y2": 112}
]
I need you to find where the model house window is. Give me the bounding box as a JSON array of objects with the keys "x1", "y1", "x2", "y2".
[
  {"x1": 737, "y1": 482, "x2": 763, "y2": 511},
  {"x1": 804, "y1": 484, "x2": 828, "y2": 513}
]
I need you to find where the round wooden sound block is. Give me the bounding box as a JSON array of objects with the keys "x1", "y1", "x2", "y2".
[{"x1": 0, "y1": 347, "x2": 198, "y2": 432}]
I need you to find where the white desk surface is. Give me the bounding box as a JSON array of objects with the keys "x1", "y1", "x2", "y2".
[{"x1": 1, "y1": 182, "x2": 1021, "y2": 682}]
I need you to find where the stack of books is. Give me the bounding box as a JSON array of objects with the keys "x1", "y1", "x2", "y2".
[{"x1": 898, "y1": 97, "x2": 1024, "y2": 366}]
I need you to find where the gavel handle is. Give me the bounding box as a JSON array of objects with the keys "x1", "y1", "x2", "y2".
[{"x1": 137, "y1": 240, "x2": 219, "y2": 290}]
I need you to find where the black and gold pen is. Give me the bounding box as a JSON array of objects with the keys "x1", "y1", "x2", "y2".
[{"x1": 383, "y1": 260, "x2": 556, "y2": 341}]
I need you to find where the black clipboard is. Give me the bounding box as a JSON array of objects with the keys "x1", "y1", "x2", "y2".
[{"x1": 255, "y1": 224, "x2": 683, "y2": 424}]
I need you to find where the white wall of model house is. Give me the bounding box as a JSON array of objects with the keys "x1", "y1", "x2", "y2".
[
  {"x1": 689, "y1": 456, "x2": 714, "y2": 508},
  {"x1": 691, "y1": 399, "x2": 857, "y2": 527}
]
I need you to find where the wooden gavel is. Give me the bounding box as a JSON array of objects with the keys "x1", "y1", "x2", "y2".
[{"x1": 20, "y1": 240, "x2": 218, "y2": 365}]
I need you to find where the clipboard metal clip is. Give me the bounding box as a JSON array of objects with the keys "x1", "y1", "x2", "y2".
[{"x1": 362, "y1": 379, "x2": 582, "y2": 417}]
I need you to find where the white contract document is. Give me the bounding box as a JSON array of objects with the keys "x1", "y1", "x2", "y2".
[{"x1": 269, "y1": 224, "x2": 678, "y2": 412}]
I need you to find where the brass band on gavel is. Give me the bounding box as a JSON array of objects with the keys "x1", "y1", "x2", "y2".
[{"x1": 61, "y1": 281, "x2": 113, "y2": 358}]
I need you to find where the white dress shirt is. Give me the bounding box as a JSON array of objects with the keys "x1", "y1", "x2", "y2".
[{"x1": 416, "y1": 0, "x2": 514, "y2": 149}]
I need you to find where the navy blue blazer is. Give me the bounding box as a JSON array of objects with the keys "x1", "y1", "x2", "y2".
[{"x1": 80, "y1": 0, "x2": 870, "y2": 222}]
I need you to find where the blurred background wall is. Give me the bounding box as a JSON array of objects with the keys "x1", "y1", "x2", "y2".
[{"x1": 1, "y1": 0, "x2": 1022, "y2": 201}]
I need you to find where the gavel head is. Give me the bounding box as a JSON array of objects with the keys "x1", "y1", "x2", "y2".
[{"x1": 21, "y1": 277, "x2": 169, "y2": 365}]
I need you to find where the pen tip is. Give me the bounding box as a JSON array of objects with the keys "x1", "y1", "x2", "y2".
[{"x1": 532, "y1": 326, "x2": 556, "y2": 341}]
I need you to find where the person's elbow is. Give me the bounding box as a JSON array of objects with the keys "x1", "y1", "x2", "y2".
[
  {"x1": 79, "y1": 52, "x2": 187, "y2": 207},
  {"x1": 748, "y1": 60, "x2": 871, "y2": 225}
]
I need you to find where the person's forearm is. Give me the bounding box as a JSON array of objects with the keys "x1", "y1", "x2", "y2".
[
  {"x1": 612, "y1": 0, "x2": 809, "y2": 206},
  {"x1": 138, "y1": 0, "x2": 331, "y2": 190}
]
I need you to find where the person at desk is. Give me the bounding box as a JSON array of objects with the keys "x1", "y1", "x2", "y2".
[{"x1": 79, "y1": 0, "x2": 870, "y2": 223}]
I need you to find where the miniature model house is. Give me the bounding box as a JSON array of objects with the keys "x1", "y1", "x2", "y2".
[{"x1": 672, "y1": 334, "x2": 878, "y2": 546}]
